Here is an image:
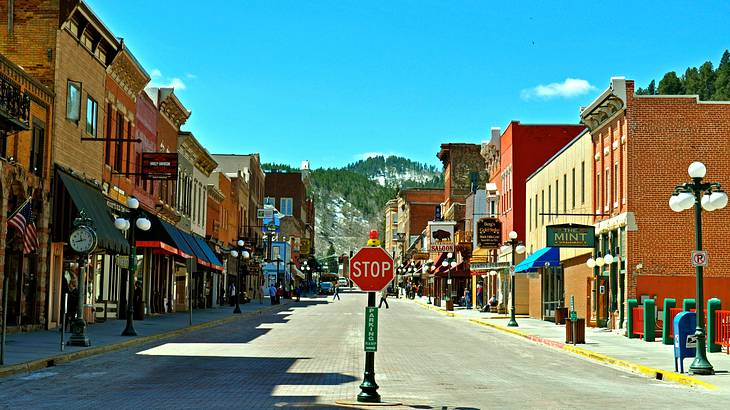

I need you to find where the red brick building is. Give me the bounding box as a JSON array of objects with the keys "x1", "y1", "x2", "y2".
[
  {"x1": 580, "y1": 77, "x2": 730, "y2": 329},
  {"x1": 486, "y1": 122, "x2": 585, "y2": 314}
]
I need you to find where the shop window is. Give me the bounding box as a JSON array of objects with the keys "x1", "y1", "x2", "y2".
[
  {"x1": 114, "y1": 113, "x2": 124, "y2": 171},
  {"x1": 563, "y1": 174, "x2": 567, "y2": 214},
  {"x1": 85, "y1": 97, "x2": 98, "y2": 136},
  {"x1": 30, "y1": 120, "x2": 45, "y2": 176},
  {"x1": 614, "y1": 162, "x2": 619, "y2": 208},
  {"x1": 105, "y1": 103, "x2": 112, "y2": 165},
  {"x1": 66, "y1": 81, "x2": 81, "y2": 123},
  {"x1": 280, "y1": 197, "x2": 293, "y2": 216}
]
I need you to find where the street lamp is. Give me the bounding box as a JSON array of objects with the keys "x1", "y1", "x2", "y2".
[
  {"x1": 114, "y1": 196, "x2": 152, "y2": 336},
  {"x1": 441, "y1": 252, "x2": 458, "y2": 310},
  {"x1": 669, "y1": 161, "x2": 728, "y2": 375},
  {"x1": 423, "y1": 259, "x2": 433, "y2": 304},
  {"x1": 302, "y1": 260, "x2": 312, "y2": 294},
  {"x1": 502, "y1": 231, "x2": 526, "y2": 327},
  {"x1": 230, "y1": 239, "x2": 249, "y2": 314}
]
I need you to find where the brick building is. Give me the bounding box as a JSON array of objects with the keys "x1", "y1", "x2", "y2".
[
  {"x1": 580, "y1": 77, "x2": 730, "y2": 329},
  {"x1": 485, "y1": 122, "x2": 585, "y2": 314},
  {"x1": 0, "y1": 52, "x2": 54, "y2": 330}
]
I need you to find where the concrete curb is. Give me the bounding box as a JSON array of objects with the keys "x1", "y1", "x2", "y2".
[
  {"x1": 411, "y1": 299, "x2": 455, "y2": 317},
  {"x1": 467, "y1": 318, "x2": 717, "y2": 390},
  {"x1": 0, "y1": 303, "x2": 286, "y2": 379}
]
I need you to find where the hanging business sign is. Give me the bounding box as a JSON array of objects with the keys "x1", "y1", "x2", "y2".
[
  {"x1": 141, "y1": 153, "x2": 178, "y2": 180},
  {"x1": 546, "y1": 224, "x2": 595, "y2": 248},
  {"x1": 476, "y1": 218, "x2": 502, "y2": 249},
  {"x1": 300, "y1": 238, "x2": 311, "y2": 256},
  {"x1": 428, "y1": 221, "x2": 455, "y2": 252}
]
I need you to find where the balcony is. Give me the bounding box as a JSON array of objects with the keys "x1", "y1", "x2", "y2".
[{"x1": 0, "y1": 75, "x2": 30, "y2": 132}]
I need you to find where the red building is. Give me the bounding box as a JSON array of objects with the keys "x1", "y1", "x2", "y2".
[{"x1": 488, "y1": 122, "x2": 586, "y2": 314}]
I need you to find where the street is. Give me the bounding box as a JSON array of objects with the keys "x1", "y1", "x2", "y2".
[{"x1": 0, "y1": 293, "x2": 725, "y2": 409}]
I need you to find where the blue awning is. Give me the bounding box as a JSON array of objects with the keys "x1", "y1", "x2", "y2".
[{"x1": 515, "y1": 247, "x2": 560, "y2": 273}]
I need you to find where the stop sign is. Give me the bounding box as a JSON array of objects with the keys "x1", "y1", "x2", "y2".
[{"x1": 349, "y1": 247, "x2": 394, "y2": 292}]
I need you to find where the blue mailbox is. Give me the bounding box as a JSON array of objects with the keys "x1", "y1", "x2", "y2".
[{"x1": 673, "y1": 311, "x2": 697, "y2": 373}]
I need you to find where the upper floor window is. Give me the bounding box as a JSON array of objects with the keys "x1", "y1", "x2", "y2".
[
  {"x1": 264, "y1": 197, "x2": 275, "y2": 206},
  {"x1": 81, "y1": 32, "x2": 94, "y2": 50},
  {"x1": 66, "y1": 81, "x2": 81, "y2": 123},
  {"x1": 30, "y1": 121, "x2": 45, "y2": 176},
  {"x1": 85, "y1": 97, "x2": 98, "y2": 136},
  {"x1": 280, "y1": 197, "x2": 293, "y2": 216}
]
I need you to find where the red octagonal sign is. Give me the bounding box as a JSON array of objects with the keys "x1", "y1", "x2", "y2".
[{"x1": 349, "y1": 247, "x2": 394, "y2": 292}]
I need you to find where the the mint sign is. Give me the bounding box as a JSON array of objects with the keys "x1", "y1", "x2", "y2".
[
  {"x1": 546, "y1": 224, "x2": 595, "y2": 248},
  {"x1": 364, "y1": 307, "x2": 378, "y2": 352}
]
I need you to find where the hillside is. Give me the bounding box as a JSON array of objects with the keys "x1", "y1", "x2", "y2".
[{"x1": 263, "y1": 156, "x2": 443, "y2": 259}]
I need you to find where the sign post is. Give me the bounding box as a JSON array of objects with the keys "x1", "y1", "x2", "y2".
[{"x1": 343, "y1": 231, "x2": 398, "y2": 406}]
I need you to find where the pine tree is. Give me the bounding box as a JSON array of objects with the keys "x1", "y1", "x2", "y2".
[
  {"x1": 647, "y1": 80, "x2": 656, "y2": 95},
  {"x1": 657, "y1": 71, "x2": 684, "y2": 95},
  {"x1": 682, "y1": 67, "x2": 701, "y2": 96},
  {"x1": 326, "y1": 243, "x2": 338, "y2": 272},
  {"x1": 712, "y1": 50, "x2": 730, "y2": 100},
  {"x1": 697, "y1": 61, "x2": 715, "y2": 100}
]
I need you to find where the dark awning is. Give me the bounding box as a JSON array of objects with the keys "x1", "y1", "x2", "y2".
[
  {"x1": 136, "y1": 213, "x2": 191, "y2": 259},
  {"x1": 158, "y1": 220, "x2": 196, "y2": 258},
  {"x1": 58, "y1": 170, "x2": 129, "y2": 254},
  {"x1": 192, "y1": 235, "x2": 224, "y2": 269}
]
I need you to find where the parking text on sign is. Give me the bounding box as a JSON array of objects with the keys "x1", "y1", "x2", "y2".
[{"x1": 364, "y1": 307, "x2": 378, "y2": 352}]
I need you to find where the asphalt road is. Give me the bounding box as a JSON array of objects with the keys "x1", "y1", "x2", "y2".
[{"x1": 0, "y1": 292, "x2": 726, "y2": 409}]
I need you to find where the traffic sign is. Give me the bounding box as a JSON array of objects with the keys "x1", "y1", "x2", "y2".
[
  {"x1": 364, "y1": 307, "x2": 378, "y2": 352},
  {"x1": 257, "y1": 208, "x2": 274, "y2": 219},
  {"x1": 349, "y1": 247, "x2": 394, "y2": 292},
  {"x1": 691, "y1": 250, "x2": 708, "y2": 267},
  {"x1": 570, "y1": 311, "x2": 577, "y2": 321}
]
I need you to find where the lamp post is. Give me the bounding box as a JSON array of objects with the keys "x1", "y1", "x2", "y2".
[
  {"x1": 441, "y1": 252, "x2": 457, "y2": 310},
  {"x1": 669, "y1": 161, "x2": 728, "y2": 375},
  {"x1": 302, "y1": 260, "x2": 312, "y2": 295},
  {"x1": 500, "y1": 231, "x2": 526, "y2": 327},
  {"x1": 114, "y1": 197, "x2": 152, "y2": 336},
  {"x1": 230, "y1": 240, "x2": 249, "y2": 314},
  {"x1": 422, "y1": 260, "x2": 433, "y2": 304}
]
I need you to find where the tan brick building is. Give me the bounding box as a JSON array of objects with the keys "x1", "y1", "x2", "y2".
[{"x1": 580, "y1": 77, "x2": 730, "y2": 329}]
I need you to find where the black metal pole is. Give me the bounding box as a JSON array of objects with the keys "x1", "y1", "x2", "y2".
[
  {"x1": 233, "y1": 251, "x2": 242, "y2": 314},
  {"x1": 122, "y1": 218, "x2": 137, "y2": 336},
  {"x1": 690, "y1": 183, "x2": 714, "y2": 375},
  {"x1": 67, "y1": 256, "x2": 91, "y2": 346},
  {"x1": 508, "y1": 241, "x2": 518, "y2": 327},
  {"x1": 1, "y1": 273, "x2": 8, "y2": 364},
  {"x1": 357, "y1": 291, "x2": 380, "y2": 403}
]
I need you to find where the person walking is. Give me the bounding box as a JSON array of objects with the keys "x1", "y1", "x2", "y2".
[
  {"x1": 476, "y1": 284, "x2": 484, "y2": 309},
  {"x1": 269, "y1": 284, "x2": 277, "y2": 305},
  {"x1": 295, "y1": 285, "x2": 301, "y2": 302},
  {"x1": 464, "y1": 287, "x2": 472, "y2": 309},
  {"x1": 332, "y1": 283, "x2": 341, "y2": 301},
  {"x1": 259, "y1": 283, "x2": 266, "y2": 304},
  {"x1": 378, "y1": 288, "x2": 389, "y2": 309}
]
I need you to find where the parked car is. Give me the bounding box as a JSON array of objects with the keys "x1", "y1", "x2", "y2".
[
  {"x1": 319, "y1": 281, "x2": 334, "y2": 295},
  {"x1": 338, "y1": 277, "x2": 349, "y2": 288}
]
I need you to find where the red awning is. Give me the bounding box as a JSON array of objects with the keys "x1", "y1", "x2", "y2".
[{"x1": 136, "y1": 240, "x2": 191, "y2": 259}]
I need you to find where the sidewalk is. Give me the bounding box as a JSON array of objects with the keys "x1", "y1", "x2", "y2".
[
  {"x1": 409, "y1": 296, "x2": 730, "y2": 391},
  {"x1": 0, "y1": 297, "x2": 293, "y2": 378}
]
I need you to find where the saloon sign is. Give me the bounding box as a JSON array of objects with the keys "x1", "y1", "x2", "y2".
[
  {"x1": 428, "y1": 221, "x2": 456, "y2": 252},
  {"x1": 546, "y1": 224, "x2": 595, "y2": 248},
  {"x1": 141, "y1": 153, "x2": 178, "y2": 180},
  {"x1": 476, "y1": 218, "x2": 502, "y2": 249}
]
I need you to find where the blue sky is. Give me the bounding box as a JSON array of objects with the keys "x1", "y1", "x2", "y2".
[{"x1": 88, "y1": 0, "x2": 730, "y2": 168}]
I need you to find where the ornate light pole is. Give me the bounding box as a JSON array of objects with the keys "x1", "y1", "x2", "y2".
[
  {"x1": 302, "y1": 260, "x2": 312, "y2": 295},
  {"x1": 500, "y1": 231, "x2": 526, "y2": 327},
  {"x1": 669, "y1": 161, "x2": 728, "y2": 375},
  {"x1": 441, "y1": 252, "x2": 457, "y2": 310},
  {"x1": 422, "y1": 260, "x2": 433, "y2": 304},
  {"x1": 67, "y1": 211, "x2": 98, "y2": 346},
  {"x1": 230, "y1": 239, "x2": 249, "y2": 314},
  {"x1": 114, "y1": 197, "x2": 151, "y2": 336}
]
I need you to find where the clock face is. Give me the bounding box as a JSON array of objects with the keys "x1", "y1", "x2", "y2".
[{"x1": 69, "y1": 227, "x2": 97, "y2": 253}]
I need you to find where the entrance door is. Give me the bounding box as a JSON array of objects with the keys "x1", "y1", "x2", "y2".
[
  {"x1": 542, "y1": 266, "x2": 564, "y2": 321},
  {"x1": 597, "y1": 277, "x2": 608, "y2": 327}
]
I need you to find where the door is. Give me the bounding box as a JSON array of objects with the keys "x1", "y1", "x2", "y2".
[{"x1": 542, "y1": 266, "x2": 564, "y2": 321}]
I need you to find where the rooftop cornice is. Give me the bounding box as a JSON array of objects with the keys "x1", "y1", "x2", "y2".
[{"x1": 108, "y1": 46, "x2": 150, "y2": 101}]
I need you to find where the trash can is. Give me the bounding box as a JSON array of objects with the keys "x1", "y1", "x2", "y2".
[
  {"x1": 555, "y1": 307, "x2": 568, "y2": 325},
  {"x1": 446, "y1": 300, "x2": 454, "y2": 311},
  {"x1": 565, "y1": 318, "x2": 585, "y2": 344}
]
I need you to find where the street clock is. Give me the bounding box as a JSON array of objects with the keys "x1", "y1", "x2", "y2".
[{"x1": 69, "y1": 225, "x2": 97, "y2": 254}]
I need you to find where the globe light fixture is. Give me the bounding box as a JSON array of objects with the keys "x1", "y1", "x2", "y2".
[
  {"x1": 688, "y1": 161, "x2": 707, "y2": 179},
  {"x1": 126, "y1": 196, "x2": 140, "y2": 210},
  {"x1": 595, "y1": 256, "x2": 605, "y2": 267},
  {"x1": 586, "y1": 258, "x2": 596, "y2": 268},
  {"x1": 509, "y1": 231, "x2": 518, "y2": 240},
  {"x1": 603, "y1": 253, "x2": 614, "y2": 265}
]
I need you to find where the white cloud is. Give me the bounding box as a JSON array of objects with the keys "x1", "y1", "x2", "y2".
[
  {"x1": 186, "y1": 73, "x2": 197, "y2": 79},
  {"x1": 169, "y1": 78, "x2": 186, "y2": 90},
  {"x1": 521, "y1": 78, "x2": 596, "y2": 100},
  {"x1": 150, "y1": 68, "x2": 162, "y2": 78},
  {"x1": 149, "y1": 77, "x2": 186, "y2": 91}
]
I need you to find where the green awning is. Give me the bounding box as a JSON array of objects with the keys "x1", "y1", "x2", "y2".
[{"x1": 58, "y1": 170, "x2": 130, "y2": 254}]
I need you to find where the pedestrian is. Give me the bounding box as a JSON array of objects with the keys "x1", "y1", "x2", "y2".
[
  {"x1": 476, "y1": 284, "x2": 484, "y2": 309},
  {"x1": 332, "y1": 283, "x2": 341, "y2": 301},
  {"x1": 259, "y1": 283, "x2": 266, "y2": 304},
  {"x1": 489, "y1": 294, "x2": 498, "y2": 308},
  {"x1": 133, "y1": 280, "x2": 144, "y2": 320},
  {"x1": 276, "y1": 285, "x2": 284, "y2": 304},
  {"x1": 295, "y1": 285, "x2": 301, "y2": 302},
  {"x1": 269, "y1": 284, "x2": 277, "y2": 305},
  {"x1": 228, "y1": 282, "x2": 236, "y2": 306},
  {"x1": 378, "y1": 288, "x2": 389, "y2": 309},
  {"x1": 66, "y1": 279, "x2": 79, "y2": 330},
  {"x1": 464, "y1": 287, "x2": 472, "y2": 309}
]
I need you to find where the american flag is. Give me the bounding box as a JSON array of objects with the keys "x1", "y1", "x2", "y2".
[{"x1": 8, "y1": 198, "x2": 39, "y2": 255}]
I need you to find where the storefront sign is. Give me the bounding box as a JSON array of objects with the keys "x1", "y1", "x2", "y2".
[
  {"x1": 412, "y1": 252, "x2": 429, "y2": 260},
  {"x1": 470, "y1": 261, "x2": 509, "y2": 272},
  {"x1": 546, "y1": 224, "x2": 595, "y2": 248},
  {"x1": 300, "y1": 238, "x2": 311, "y2": 255},
  {"x1": 476, "y1": 218, "x2": 502, "y2": 249},
  {"x1": 141, "y1": 153, "x2": 178, "y2": 180},
  {"x1": 428, "y1": 221, "x2": 455, "y2": 252}
]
